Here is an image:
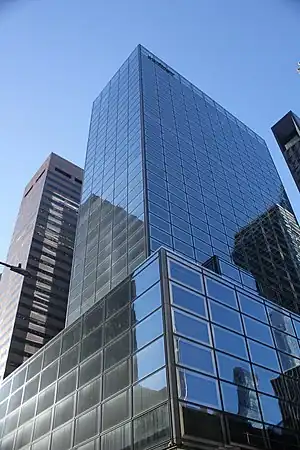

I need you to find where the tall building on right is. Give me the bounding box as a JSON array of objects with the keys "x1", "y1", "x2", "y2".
[{"x1": 272, "y1": 111, "x2": 300, "y2": 190}]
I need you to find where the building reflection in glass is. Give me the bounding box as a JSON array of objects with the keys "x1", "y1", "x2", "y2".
[
  {"x1": 233, "y1": 367, "x2": 260, "y2": 422},
  {"x1": 233, "y1": 204, "x2": 300, "y2": 314}
]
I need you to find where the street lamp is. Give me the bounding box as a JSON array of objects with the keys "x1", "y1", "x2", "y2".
[{"x1": 0, "y1": 261, "x2": 31, "y2": 278}]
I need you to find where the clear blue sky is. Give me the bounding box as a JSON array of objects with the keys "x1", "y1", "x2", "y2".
[{"x1": 0, "y1": 0, "x2": 299, "y2": 262}]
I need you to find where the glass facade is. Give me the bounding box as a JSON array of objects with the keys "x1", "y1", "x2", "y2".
[
  {"x1": 1, "y1": 249, "x2": 300, "y2": 449},
  {"x1": 67, "y1": 45, "x2": 300, "y2": 326}
]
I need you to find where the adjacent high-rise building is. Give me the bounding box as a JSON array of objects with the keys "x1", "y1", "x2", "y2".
[
  {"x1": 272, "y1": 111, "x2": 300, "y2": 190},
  {"x1": 67, "y1": 45, "x2": 300, "y2": 325},
  {"x1": 0, "y1": 153, "x2": 83, "y2": 381}
]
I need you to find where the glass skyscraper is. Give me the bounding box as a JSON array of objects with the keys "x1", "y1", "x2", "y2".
[
  {"x1": 67, "y1": 45, "x2": 300, "y2": 325},
  {"x1": 2, "y1": 45, "x2": 300, "y2": 450}
]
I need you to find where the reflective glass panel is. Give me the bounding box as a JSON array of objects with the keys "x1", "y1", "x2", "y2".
[
  {"x1": 221, "y1": 381, "x2": 261, "y2": 421},
  {"x1": 170, "y1": 282, "x2": 207, "y2": 318},
  {"x1": 134, "y1": 309, "x2": 163, "y2": 350},
  {"x1": 243, "y1": 316, "x2": 274, "y2": 347},
  {"x1": 213, "y1": 325, "x2": 248, "y2": 359},
  {"x1": 248, "y1": 340, "x2": 280, "y2": 372},
  {"x1": 133, "y1": 337, "x2": 165, "y2": 382},
  {"x1": 133, "y1": 368, "x2": 168, "y2": 415},
  {"x1": 209, "y1": 300, "x2": 242, "y2": 333},
  {"x1": 175, "y1": 337, "x2": 216, "y2": 376},
  {"x1": 205, "y1": 277, "x2": 237, "y2": 308},
  {"x1": 131, "y1": 282, "x2": 161, "y2": 324},
  {"x1": 173, "y1": 309, "x2": 210, "y2": 345},
  {"x1": 178, "y1": 368, "x2": 221, "y2": 409},
  {"x1": 169, "y1": 260, "x2": 203, "y2": 292},
  {"x1": 216, "y1": 352, "x2": 254, "y2": 387}
]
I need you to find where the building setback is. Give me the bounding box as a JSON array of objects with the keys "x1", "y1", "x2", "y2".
[
  {"x1": 0, "y1": 153, "x2": 82, "y2": 381},
  {"x1": 67, "y1": 45, "x2": 300, "y2": 325},
  {"x1": 272, "y1": 111, "x2": 300, "y2": 191}
]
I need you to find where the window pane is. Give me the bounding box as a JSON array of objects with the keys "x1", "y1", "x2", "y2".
[
  {"x1": 243, "y1": 317, "x2": 274, "y2": 347},
  {"x1": 132, "y1": 259, "x2": 160, "y2": 298},
  {"x1": 238, "y1": 293, "x2": 267, "y2": 322},
  {"x1": 40, "y1": 361, "x2": 58, "y2": 391},
  {"x1": 34, "y1": 408, "x2": 53, "y2": 440},
  {"x1": 213, "y1": 325, "x2": 248, "y2": 359},
  {"x1": 178, "y1": 369, "x2": 220, "y2": 409},
  {"x1": 102, "y1": 422, "x2": 131, "y2": 450},
  {"x1": 43, "y1": 339, "x2": 61, "y2": 368},
  {"x1": 104, "y1": 332, "x2": 130, "y2": 371},
  {"x1": 133, "y1": 338, "x2": 165, "y2": 382},
  {"x1": 103, "y1": 359, "x2": 130, "y2": 400},
  {"x1": 62, "y1": 322, "x2": 81, "y2": 353},
  {"x1": 248, "y1": 340, "x2": 280, "y2": 372},
  {"x1": 221, "y1": 381, "x2": 261, "y2": 421},
  {"x1": 216, "y1": 352, "x2": 254, "y2": 387},
  {"x1": 133, "y1": 368, "x2": 168, "y2": 415},
  {"x1": 59, "y1": 344, "x2": 79, "y2": 377},
  {"x1": 173, "y1": 309, "x2": 210, "y2": 345},
  {"x1": 209, "y1": 300, "x2": 242, "y2": 333},
  {"x1": 79, "y1": 351, "x2": 102, "y2": 387},
  {"x1": 102, "y1": 390, "x2": 130, "y2": 431},
  {"x1": 77, "y1": 378, "x2": 101, "y2": 415},
  {"x1": 15, "y1": 422, "x2": 33, "y2": 449},
  {"x1": 50, "y1": 422, "x2": 73, "y2": 450},
  {"x1": 253, "y1": 365, "x2": 283, "y2": 397},
  {"x1": 81, "y1": 327, "x2": 103, "y2": 362},
  {"x1": 54, "y1": 394, "x2": 75, "y2": 429},
  {"x1": 259, "y1": 393, "x2": 284, "y2": 426},
  {"x1": 170, "y1": 282, "x2": 207, "y2": 318},
  {"x1": 37, "y1": 384, "x2": 55, "y2": 414},
  {"x1": 169, "y1": 260, "x2": 203, "y2": 293},
  {"x1": 133, "y1": 309, "x2": 163, "y2": 351},
  {"x1": 32, "y1": 435, "x2": 50, "y2": 450},
  {"x1": 104, "y1": 307, "x2": 130, "y2": 345},
  {"x1": 56, "y1": 370, "x2": 77, "y2": 402},
  {"x1": 205, "y1": 277, "x2": 237, "y2": 308},
  {"x1": 175, "y1": 337, "x2": 215, "y2": 376},
  {"x1": 74, "y1": 408, "x2": 98, "y2": 445},
  {"x1": 83, "y1": 302, "x2": 104, "y2": 337},
  {"x1": 19, "y1": 396, "x2": 36, "y2": 426},
  {"x1": 133, "y1": 403, "x2": 170, "y2": 450},
  {"x1": 131, "y1": 282, "x2": 161, "y2": 324},
  {"x1": 24, "y1": 376, "x2": 40, "y2": 403},
  {"x1": 272, "y1": 329, "x2": 300, "y2": 357},
  {"x1": 267, "y1": 308, "x2": 295, "y2": 336}
]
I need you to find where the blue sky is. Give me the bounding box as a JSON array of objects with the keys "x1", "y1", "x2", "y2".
[{"x1": 0, "y1": 0, "x2": 299, "y2": 262}]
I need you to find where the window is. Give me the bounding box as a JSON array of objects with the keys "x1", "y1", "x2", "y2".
[
  {"x1": 133, "y1": 403, "x2": 170, "y2": 450},
  {"x1": 248, "y1": 340, "x2": 280, "y2": 373},
  {"x1": 238, "y1": 293, "x2": 267, "y2": 323},
  {"x1": 133, "y1": 309, "x2": 163, "y2": 351},
  {"x1": 102, "y1": 390, "x2": 130, "y2": 431},
  {"x1": 57, "y1": 369, "x2": 77, "y2": 402},
  {"x1": 131, "y1": 282, "x2": 161, "y2": 324},
  {"x1": 168, "y1": 260, "x2": 203, "y2": 293},
  {"x1": 54, "y1": 394, "x2": 75, "y2": 428},
  {"x1": 213, "y1": 325, "x2": 248, "y2": 360},
  {"x1": 104, "y1": 359, "x2": 130, "y2": 400},
  {"x1": 216, "y1": 352, "x2": 253, "y2": 387},
  {"x1": 209, "y1": 300, "x2": 242, "y2": 333},
  {"x1": 79, "y1": 351, "x2": 102, "y2": 387},
  {"x1": 170, "y1": 282, "x2": 207, "y2": 318},
  {"x1": 178, "y1": 368, "x2": 221, "y2": 409},
  {"x1": 50, "y1": 421, "x2": 73, "y2": 450},
  {"x1": 173, "y1": 309, "x2": 210, "y2": 345},
  {"x1": 175, "y1": 337, "x2": 215, "y2": 376},
  {"x1": 243, "y1": 316, "x2": 274, "y2": 347},
  {"x1": 133, "y1": 337, "x2": 165, "y2": 382},
  {"x1": 221, "y1": 381, "x2": 261, "y2": 421},
  {"x1": 133, "y1": 368, "x2": 167, "y2": 415},
  {"x1": 205, "y1": 277, "x2": 237, "y2": 308},
  {"x1": 77, "y1": 378, "x2": 101, "y2": 415},
  {"x1": 102, "y1": 422, "x2": 131, "y2": 450}
]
